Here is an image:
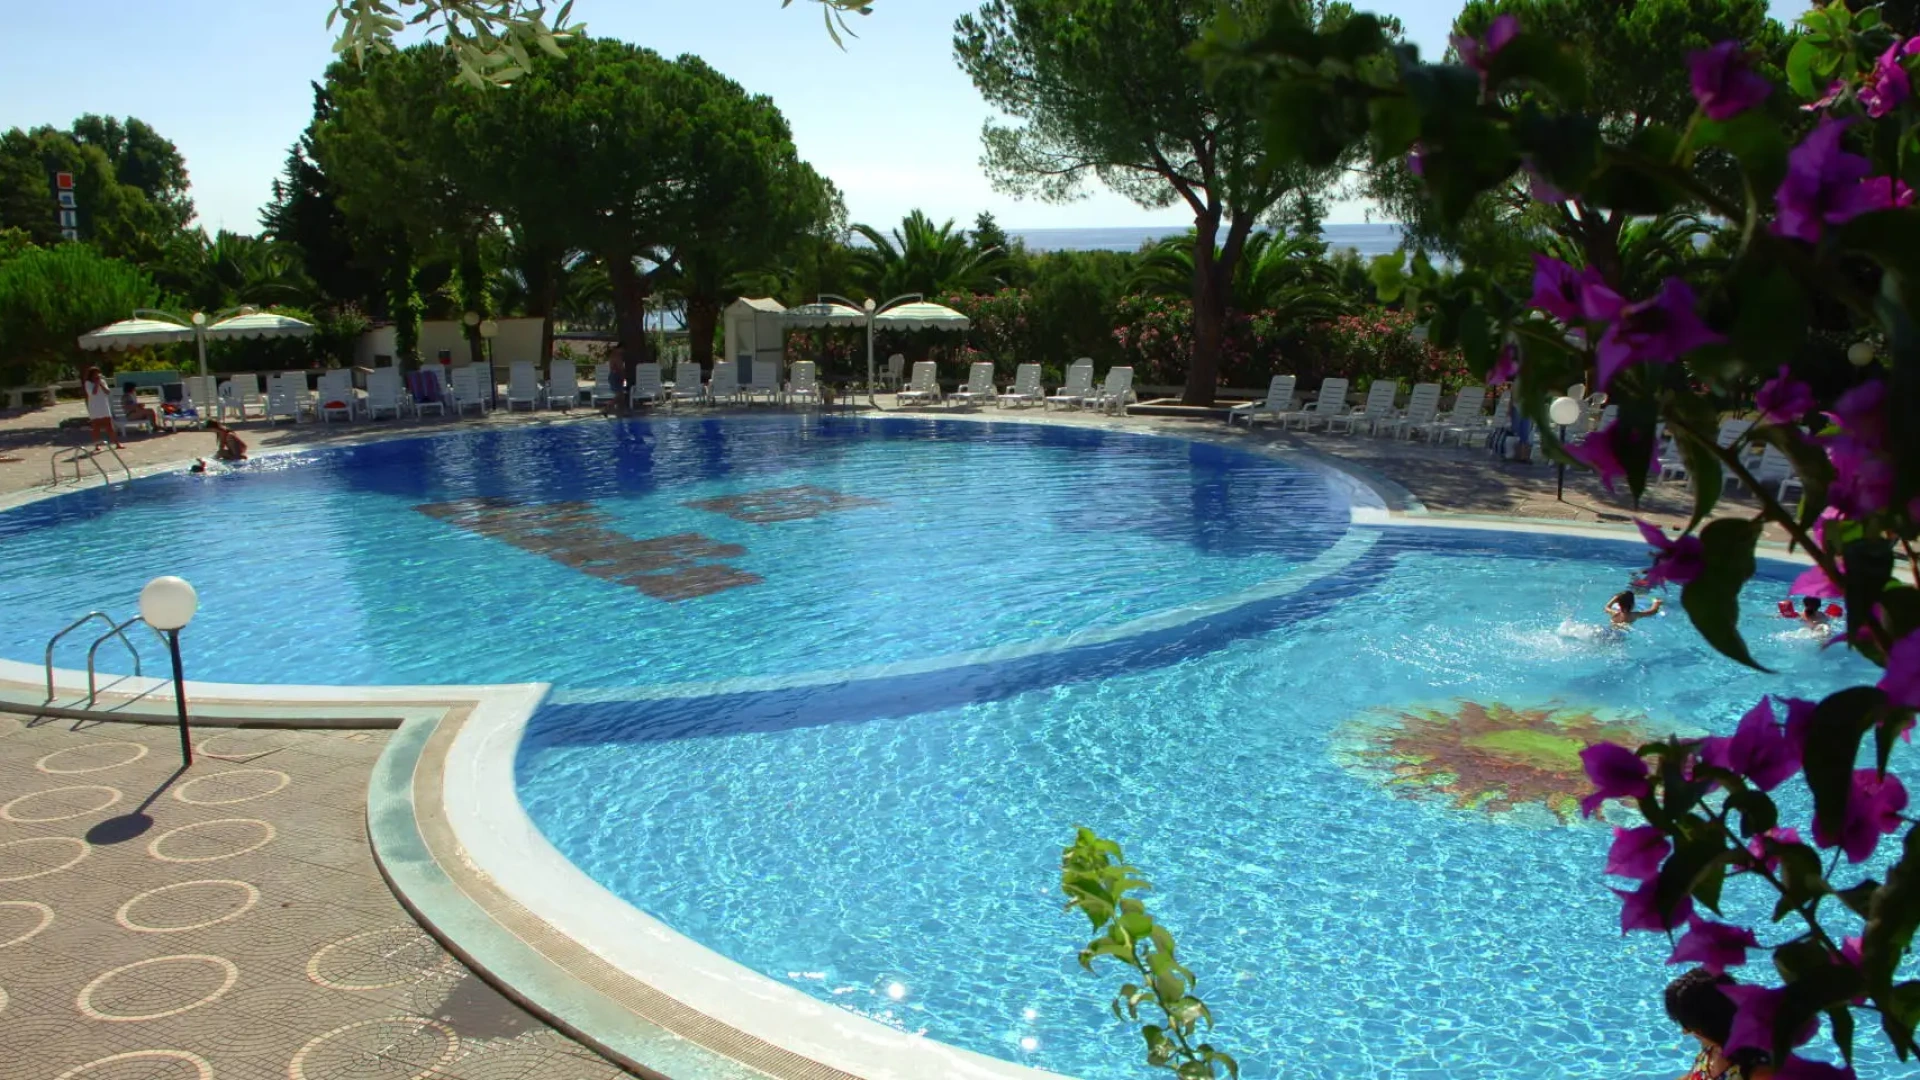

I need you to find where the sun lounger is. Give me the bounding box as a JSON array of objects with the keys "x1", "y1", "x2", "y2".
[
  {"x1": 1420, "y1": 385, "x2": 1485, "y2": 443},
  {"x1": 506, "y1": 361, "x2": 543, "y2": 411},
  {"x1": 548, "y1": 360, "x2": 582, "y2": 409},
  {"x1": 1389, "y1": 382, "x2": 1443, "y2": 440},
  {"x1": 786, "y1": 361, "x2": 821, "y2": 406},
  {"x1": 674, "y1": 361, "x2": 706, "y2": 404},
  {"x1": 365, "y1": 368, "x2": 410, "y2": 420},
  {"x1": 1328, "y1": 380, "x2": 1397, "y2": 434},
  {"x1": 590, "y1": 362, "x2": 616, "y2": 407},
  {"x1": 1290, "y1": 377, "x2": 1350, "y2": 431},
  {"x1": 997, "y1": 363, "x2": 1043, "y2": 408},
  {"x1": 897, "y1": 361, "x2": 942, "y2": 406},
  {"x1": 707, "y1": 361, "x2": 743, "y2": 405},
  {"x1": 1229, "y1": 375, "x2": 1296, "y2": 427},
  {"x1": 450, "y1": 365, "x2": 490, "y2": 416},
  {"x1": 1089, "y1": 366, "x2": 1135, "y2": 415},
  {"x1": 632, "y1": 362, "x2": 666, "y2": 405},
  {"x1": 949, "y1": 362, "x2": 997, "y2": 407},
  {"x1": 1045, "y1": 360, "x2": 1094, "y2": 410}
]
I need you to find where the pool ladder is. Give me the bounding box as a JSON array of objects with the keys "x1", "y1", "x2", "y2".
[
  {"x1": 49, "y1": 443, "x2": 131, "y2": 487},
  {"x1": 44, "y1": 611, "x2": 164, "y2": 706}
]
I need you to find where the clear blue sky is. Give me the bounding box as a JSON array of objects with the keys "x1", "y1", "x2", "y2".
[{"x1": 0, "y1": 0, "x2": 1813, "y2": 237}]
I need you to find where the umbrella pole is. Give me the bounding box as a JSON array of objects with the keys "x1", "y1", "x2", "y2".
[
  {"x1": 866, "y1": 319, "x2": 878, "y2": 410},
  {"x1": 195, "y1": 329, "x2": 208, "y2": 380}
]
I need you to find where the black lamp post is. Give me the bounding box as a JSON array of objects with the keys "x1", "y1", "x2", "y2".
[
  {"x1": 1550, "y1": 395, "x2": 1584, "y2": 502},
  {"x1": 139, "y1": 576, "x2": 199, "y2": 767}
]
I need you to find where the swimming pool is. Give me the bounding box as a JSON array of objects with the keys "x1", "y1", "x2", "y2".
[{"x1": 4, "y1": 415, "x2": 1882, "y2": 1079}]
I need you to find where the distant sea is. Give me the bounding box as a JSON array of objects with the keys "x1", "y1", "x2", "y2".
[{"x1": 1011, "y1": 222, "x2": 1404, "y2": 257}]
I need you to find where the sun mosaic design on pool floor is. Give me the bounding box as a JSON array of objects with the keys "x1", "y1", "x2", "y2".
[{"x1": 1331, "y1": 700, "x2": 1666, "y2": 824}]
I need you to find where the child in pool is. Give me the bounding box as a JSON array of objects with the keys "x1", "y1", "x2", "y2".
[{"x1": 1607, "y1": 589, "x2": 1663, "y2": 628}]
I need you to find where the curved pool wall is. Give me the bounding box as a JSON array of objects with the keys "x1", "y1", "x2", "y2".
[{"x1": 0, "y1": 412, "x2": 1876, "y2": 1080}]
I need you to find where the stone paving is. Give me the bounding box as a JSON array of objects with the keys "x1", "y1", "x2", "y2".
[{"x1": 0, "y1": 713, "x2": 628, "y2": 1080}]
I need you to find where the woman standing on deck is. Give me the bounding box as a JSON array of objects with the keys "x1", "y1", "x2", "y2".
[{"x1": 81, "y1": 367, "x2": 122, "y2": 449}]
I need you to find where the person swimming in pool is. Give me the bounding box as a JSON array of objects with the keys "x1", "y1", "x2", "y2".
[{"x1": 1607, "y1": 589, "x2": 1663, "y2": 628}]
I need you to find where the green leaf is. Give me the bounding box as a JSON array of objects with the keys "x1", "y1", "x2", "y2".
[
  {"x1": 1844, "y1": 539, "x2": 1896, "y2": 659},
  {"x1": 1726, "y1": 789, "x2": 1778, "y2": 839},
  {"x1": 1485, "y1": 33, "x2": 1587, "y2": 106},
  {"x1": 1839, "y1": 210, "x2": 1920, "y2": 281},
  {"x1": 1862, "y1": 825, "x2": 1920, "y2": 994},
  {"x1": 1786, "y1": 38, "x2": 1819, "y2": 99},
  {"x1": 1143, "y1": 1025, "x2": 1176, "y2": 1067},
  {"x1": 1772, "y1": 842, "x2": 1831, "y2": 921},
  {"x1": 1837, "y1": 880, "x2": 1881, "y2": 919},
  {"x1": 1368, "y1": 97, "x2": 1419, "y2": 160},
  {"x1": 1803, "y1": 688, "x2": 1884, "y2": 854},
  {"x1": 1697, "y1": 111, "x2": 1790, "y2": 193},
  {"x1": 1831, "y1": 1005, "x2": 1856, "y2": 1066},
  {"x1": 1370, "y1": 252, "x2": 1407, "y2": 303},
  {"x1": 1728, "y1": 265, "x2": 1811, "y2": 374},
  {"x1": 1680, "y1": 518, "x2": 1768, "y2": 671},
  {"x1": 1664, "y1": 397, "x2": 1725, "y2": 529},
  {"x1": 1656, "y1": 823, "x2": 1729, "y2": 925}
]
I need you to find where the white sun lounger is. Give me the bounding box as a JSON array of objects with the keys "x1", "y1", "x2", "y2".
[
  {"x1": 880, "y1": 353, "x2": 906, "y2": 391},
  {"x1": 1045, "y1": 360, "x2": 1094, "y2": 410},
  {"x1": 590, "y1": 362, "x2": 616, "y2": 407},
  {"x1": 1420, "y1": 385, "x2": 1485, "y2": 444},
  {"x1": 1089, "y1": 366, "x2": 1134, "y2": 415},
  {"x1": 365, "y1": 368, "x2": 410, "y2": 420},
  {"x1": 1290, "y1": 377, "x2": 1350, "y2": 431},
  {"x1": 220, "y1": 374, "x2": 265, "y2": 421},
  {"x1": 631, "y1": 362, "x2": 666, "y2": 406},
  {"x1": 997, "y1": 363, "x2": 1043, "y2": 408},
  {"x1": 1389, "y1": 382, "x2": 1443, "y2": 440},
  {"x1": 707, "y1": 361, "x2": 743, "y2": 405},
  {"x1": 786, "y1": 361, "x2": 821, "y2": 406},
  {"x1": 450, "y1": 366, "x2": 490, "y2": 416},
  {"x1": 949, "y1": 362, "x2": 997, "y2": 407},
  {"x1": 674, "y1": 361, "x2": 705, "y2": 404},
  {"x1": 1330, "y1": 380, "x2": 1400, "y2": 435},
  {"x1": 1230, "y1": 375, "x2": 1296, "y2": 427},
  {"x1": 506, "y1": 361, "x2": 543, "y2": 411},
  {"x1": 897, "y1": 361, "x2": 941, "y2": 406},
  {"x1": 548, "y1": 360, "x2": 581, "y2": 409}
]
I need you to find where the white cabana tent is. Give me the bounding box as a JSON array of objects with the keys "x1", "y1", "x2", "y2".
[
  {"x1": 723, "y1": 297, "x2": 788, "y2": 388},
  {"x1": 776, "y1": 294, "x2": 974, "y2": 406}
]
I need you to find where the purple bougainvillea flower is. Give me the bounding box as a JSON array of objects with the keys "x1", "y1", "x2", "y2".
[
  {"x1": 1756, "y1": 366, "x2": 1815, "y2": 424},
  {"x1": 1452, "y1": 13, "x2": 1519, "y2": 72},
  {"x1": 1689, "y1": 41, "x2": 1773, "y2": 120},
  {"x1": 1774, "y1": 118, "x2": 1879, "y2": 242},
  {"x1": 1668, "y1": 915, "x2": 1760, "y2": 973},
  {"x1": 1594, "y1": 279, "x2": 1723, "y2": 390},
  {"x1": 1635, "y1": 520, "x2": 1705, "y2": 589},
  {"x1": 1776, "y1": 1056, "x2": 1858, "y2": 1080},
  {"x1": 1567, "y1": 423, "x2": 1661, "y2": 494},
  {"x1": 1828, "y1": 380, "x2": 1886, "y2": 447},
  {"x1": 1745, "y1": 825, "x2": 1803, "y2": 872},
  {"x1": 1580, "y1": 741, "x2": 1650, "y2": 817},
  {"x1": 1812, "y1": 768, "x2": 1910, "y2": 863},
  {"x1": 1804, "y1": 79, "x2": 1847, "y2": 112},
  {"x1": 1700, "y1": 698, "x2": 1801, "y2": 791},
  {"x1": 1861, "y1": 42, "x2": 1912, "y2": 118},
  {"x1": 1528, "y1": 255, "x2": 1600, "y2": 322},
  {"x1": 1606, "y1": 825, "x2": 1669, "y2": 882},
  {"x1": 1782, "y1": 698, "x2": 1818, "y2": 760},
  {"x1": 1579, "y1": 280, "x2": 1625, "y2": 323},
  {"x1": 1407, "y1": 142, "x2": 1426, "y2": 177},
  {"x1": 1789, "y1": 563, "x2": 1843, "y2": 599},
  {"x1": 1861, "y1": 175, "x2": 1917, "y2": 210},
  {"x1": 1489, "y1": 343, "x2": 1519, "y2": 386},
  {"x1": 1825, "y1": 436, "x2": 1896, "y2": 517},
  {"x1": 1726, "y1": 985, "x2": 1818, "y2": 1059},
  {"x1": 1879, "y1": 630, "x2": 1920, "y2": 708},
  {"x1": 1613, "y1": 876, "x2": 1693, "y2": 933}
]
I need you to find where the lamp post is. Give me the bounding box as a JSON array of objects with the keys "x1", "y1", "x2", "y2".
[
  {"x1": 1549, "y1": 394, "x2": 1583, "y2": 501},
  {"x1": 479, "y1": 318, "x2": 499, "y2": 408},
  {"x1": 139, "y1": 576, "x2": 200, "y2": 767}
]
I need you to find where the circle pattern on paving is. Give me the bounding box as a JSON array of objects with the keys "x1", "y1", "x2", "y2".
[
  {"x1": 54, "y1": 1050, "x2": 213, "y2": 1080},
  {"x1": 290, "y1": 1017, "x2": 459, "y2": 1080},
  {"x1": 0, "y1": 837, "x2": 90, "y2": 882},
  {"x1": 146, "y1": 817, "x2": 276, "y2": 863},
  {"x1": 172, "y1": 768, "x2": 290, "y2": 806},
  {"x1": 308, "y1": 927, "x2": 458, "y2": 991},
  {"x1": 2, "y1": 784, "x2": 123, "y2": 823},
  {"x1": 116, "y1": 880, "x2": 259, "y2": 934},
  {"x1": 37, "y1": 742, "x2": 150, "y2": 775},
  {"x1": 77, "y1": 955, "x2": 239, "y2": 1022},
  {"x1": 194, "y1": 729, "x2": 304, "y2": 760},
  {"x1": 0, "y1": 901, "x2": 55, "y2": 948}
]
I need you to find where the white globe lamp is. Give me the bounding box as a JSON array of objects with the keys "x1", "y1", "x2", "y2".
[
  {"x1": 1848, "y1": 341, "x2": 1875, "y2": 367},
  {"x1": 1549, "y1": 396, "x2": 1584, "y2": 502},
  {"x1": 139, "y1": 576, "x2": 199, "y2": 766}
]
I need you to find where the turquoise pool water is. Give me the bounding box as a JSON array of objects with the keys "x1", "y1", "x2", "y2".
[{"x1": 3, "y1": 415, "x2": 1886, "y2": 1078}]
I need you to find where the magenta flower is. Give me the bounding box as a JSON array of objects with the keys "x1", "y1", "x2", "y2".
[
  {"x1": 1755, "y1": 366, "x2": 1814, "y2": 424},
  {"x1": 1668, "y1": 916, "x2": 1760, "y2": 973},
  {"x1": 1606, "y1": 825, "x2": 1669, "y2": 881},
  {"x1": 1782, "y1": 697, "x2": 1818, "y2": 760},
  {"x1": 1804, "y1": 79, "x2": 1847, "y2": 112},
  {"x1": 1725, "y1": 984, "x2": 1818, "y2": 1059},
  {"x1": 1489, "y1": 343, "x2": 1518, "y2": 386},
  {"x1": 1826, "y1": 436, "x2": 1895, "y2": 516},
  {"x1": 1789, "y1": 562, "x2": 1843, "y2": 599},
  {"x1": 1828, "y1": 380, "x2": 1886, "y2": 448},
  {"x1": 1580, "y1": 741, "x2": 1649, "y2": 817},
  {"x1": 1699, "y1": 698, "x2": 1801, "y2": 791},
  {"x1": 1579, "y1": 279, "x2": 1625, "y2": 323},
  {"x1": 1861, "y1": 42, "x2": 1911, "y2": 118},
  {"x1": 1567, "y1": 422, "x2": 1661, "y2": 494},
  {"x1": 1408, "y1": 142, "x2": 1426, "y2": 177},
  {"x1": 1745, "y1": 826, "x2": 1803, "y2": 873},
  {"x1": 1529, "y1": 255, "x2": 1602, "y2": 322},
  {"x1": 1880, "y1": 629, "x2": 1920, "y2": 708},
  {"x1": 1613, "y1": 875, "x2": 1693, "y2": 933},
  {"x1": 1594, "y1": 278, "x2": 1723, "y2": 390},
  {"x1": 1861, "y1": 175, "x2": 1916, "y2": 210},
  {"x1": 1635, "y1": 520, "x2": 1705, "y2": 588},
  {"x1": 1689, "y1": 41, "x2": 1773, "y2": 120},
  {"x1": 1774, "y1": 118, "x2": 1879, "y2": 242},
  {"x1": 1811, "y1": 768, "x2": 1909, "y2": 863},
  {"x1": 1452, "y1": 14, "x2": 1519, "y2": 72}
]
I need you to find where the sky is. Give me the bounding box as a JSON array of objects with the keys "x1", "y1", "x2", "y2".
[{"x1": 0, "y1": 0, "x2": 1814, "y2": 237}]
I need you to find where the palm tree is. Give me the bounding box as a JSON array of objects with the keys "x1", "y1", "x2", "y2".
[
  {"x1": 1128, "y1": 230, "x2": 1355, "y2": 326},
  {"x1": 851, "y1": 210, "x2": 1006, "y2": 299},
  {"x1": 156, "y1": 230, "x2": 315, "y2": 312}
]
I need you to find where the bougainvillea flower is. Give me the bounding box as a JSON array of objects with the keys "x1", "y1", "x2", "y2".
[
  {"x1": 1781, "y1": 698, "x2": 1818, "y2": 761},
  {"x1": 1745, "y1": 826, "x2": 1802, "y2": 872},
  {"x1": 1567, "y1": 423, "x2": 1661, "y2": 494},
  {"x1": 1595, "y1": 279, "x2": 1723, "y2": 390},
  {"x1": 1811, "y1": 768, "x2": 1909, "y2": 863},
  {"x1": 1861, "y1": 175, "x2": 1917, "y2": 210},
  {"x1": 1613, "y1": 875, "x2": 1693, "y2": 933},
  {"x1": 1700, "y1": 698, "x2": 1801, "y2": 791},
  {"x1": 1775, "y1": 1055, "x2": 1858, "y2": 1080},
  {"x1": 1529, "y1": 255, "x2": 1600, "y2": 322},
  {"x1": 1879, "y1": 630, "x2": 1920, "y2": 708},
  {"x1": 1606, "y1": 825, "x2": 1669, "y2": 881},
  {"x1": 1579, "y1": 280, "x2": 1626, "y2": 323},
  {"x1": 1861, "y1": 42, "x2": 1911, "y2": 118},
  {"x1": 1803, "y1": 79, "x2": 1847, "y2": 112},
  {"x1": 1828, "y1": 380, "x2": 1886, "y2": 448},
  {"x1": 1789, "y1": 563, "x2": 1842, "y2": 599},
  {"x1": 1452, "y1": 13, "x2": 1519, "y2": 72},
  {"x1": 1636, "y1": 520, "x2": 1705, "y2": 588},
  {"x1": 1688, "y1": 41, "x2": 1773, "y2": 120},
  {"x1": 1407, "y1": 142, "x2": 1426, "y2": 177},
  {"x1": 1489, "y1": 343, "x2": 1519, "y2": 386},
  {"x1": 1580, "y1": 742, "x2": 1649, "y2": 816},
  {"x1": 1774, "y1": 118, "x2": 1879, "y2": 242},
  {"x1": 1825, "y1": 436, "x2": 1895, "y2": 516},
  {"x1": 1668, "y1": 916, "x2": 1760, "y2": 972},
  {"x1": 1756, "y1": 366, "x2": 1815, "y2": 425},
  {"x1": 1725, "y1": 984, "x2": 1819, "y2": 1059}
]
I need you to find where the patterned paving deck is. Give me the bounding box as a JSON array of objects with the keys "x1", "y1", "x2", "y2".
[{"x1": 0, "y1": 712, "x2": 628, "y2": 1080}]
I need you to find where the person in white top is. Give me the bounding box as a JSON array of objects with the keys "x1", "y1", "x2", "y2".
[{"x1": 81, "y1": 367, "x2": 123, "y2": 448}]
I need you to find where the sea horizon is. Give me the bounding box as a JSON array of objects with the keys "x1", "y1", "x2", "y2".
[{"x1": 1008, "y1": 222, "x2": 1405, "y2": 257}]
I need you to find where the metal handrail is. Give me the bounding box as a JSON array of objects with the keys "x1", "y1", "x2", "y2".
[
  {"x1": 84, "y1": 616, "x2": 158, "y2": 706},
  {"x1": 48, "y1": 444, "x2": 131, "y2": 487},
  {"x1": 44, "y1": 612, "x2": 127, "y2": 701}
]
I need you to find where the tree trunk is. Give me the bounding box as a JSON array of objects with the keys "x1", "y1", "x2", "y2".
[
  {"x1": 459, "y1": 235, "x2": 487, "y2": 369},
  {"x1": 607, "y1": 256, "x2": 650, "y2": 359},
  {"x1": 1184, "y1": 211, "x2": 1225, "y2": 406},
  {"x1": 686, "y1": 295, "x2": 721, "y2": 371}
]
